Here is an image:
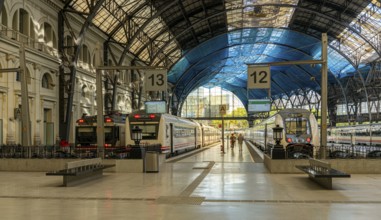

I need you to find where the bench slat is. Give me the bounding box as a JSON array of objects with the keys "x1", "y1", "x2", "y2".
[
  {"x1": 295, "y1": 159, "x2": 350, "y2": 190},
  {"x1": 295, "y1": 165, "x2": 351, "y2": 178}
]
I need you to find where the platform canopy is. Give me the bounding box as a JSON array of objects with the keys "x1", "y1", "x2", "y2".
[{"x1": 65, "y1": 0, "x2": 381, "y2": 106}]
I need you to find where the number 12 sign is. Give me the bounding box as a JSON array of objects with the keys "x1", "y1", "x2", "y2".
[
  {"x1": 145, "y1": 69, "x2": 167, "y2": 92},
  {"x1": 247, "y1": 65, "x2": 271, "y2": 89}
]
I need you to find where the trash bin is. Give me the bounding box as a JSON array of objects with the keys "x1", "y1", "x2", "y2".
[{"x1": 144, "y1": 151, "x2": 159, "y2": 173}]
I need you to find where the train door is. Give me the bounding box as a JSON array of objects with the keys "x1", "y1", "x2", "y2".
[
  {"x1": 44, "y1": 109, "x2": 54, "y2": 145},
  {"x1": 201, "y1": 127, "x2": 205, "y2": 147},
  {"x1": 170, "y1": 123, "x2": 174, "y2": 155},
  {"x1": 194, "y1": 128, "x2": 197, "y2": 148},
  {"x1": 264, "y1": 124, "x2": 268, "y2": 151},
  {"x1": 350, "y1": 127, "x2": 355, "y2": 146}
]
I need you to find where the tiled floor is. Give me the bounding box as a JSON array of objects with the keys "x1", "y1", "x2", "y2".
[{"x1": 1, "y1": 143, "x2": 381, "y2": 219}]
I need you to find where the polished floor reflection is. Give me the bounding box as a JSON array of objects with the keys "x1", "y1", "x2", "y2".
[{"x1": 1, "y1": 143, "x2": 381, "y2": 220}]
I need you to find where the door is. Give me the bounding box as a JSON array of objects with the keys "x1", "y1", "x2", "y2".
[
  {"x1": 45, "y1": 122, "x2": 54, "y2": 145},
  {"x1": 43, "y1": 109, "x2": 54, "y2": 145}
]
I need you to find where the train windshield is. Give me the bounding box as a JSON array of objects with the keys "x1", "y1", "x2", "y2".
[
  {"x1": 284, "y1": 117, "x2": 310, "y2": 135},
  {"x1": 130, "y1": 125, "x2": 158, "y2": 140},
  {"x1": 76, "y1": 127, "x2": 96, "y2": 143}
]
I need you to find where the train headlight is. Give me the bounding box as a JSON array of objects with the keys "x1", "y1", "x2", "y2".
[
  {"x1": 149, "y1": 114, "x2": 156, "y2": 119},
  {"x1": 133, "y1": 114, "x2": 141, "y2": 119},
  {"x1": 306, "y1": 137, "x2": 311, "y2": 143},
  {"x1": 287, "y1": 138, "x2": 292, "y2": 143}
]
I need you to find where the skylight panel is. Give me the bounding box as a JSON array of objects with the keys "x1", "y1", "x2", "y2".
[{"x1": 225, "y1": 0, "x2": 299, "y2": 30}]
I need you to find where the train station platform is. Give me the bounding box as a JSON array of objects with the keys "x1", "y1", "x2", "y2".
[{"x1": 0, "y1": 142, "x2": 380, "y2": 219}]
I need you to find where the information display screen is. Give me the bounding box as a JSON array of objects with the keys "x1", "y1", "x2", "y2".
[
  {"x1": 145, "y1": 101, "x2": 167, "y2": 114},
  {"x1": 248, "y1": 99, "x2": 271, "y2": 112}
]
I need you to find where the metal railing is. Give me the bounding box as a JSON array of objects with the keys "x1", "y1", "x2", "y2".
[
  {"x1": 0, "y1": 144, "x2": 162, "y2": 159},
  {"x1": 323, "y1": 144, "x2": 381, "y2": 159},
  {"x1": 251, "y1": 141, "x2": 381, "y2": 159},
  {"x1": 0, "y1": 24, "x2": 59, "y2": 57}
]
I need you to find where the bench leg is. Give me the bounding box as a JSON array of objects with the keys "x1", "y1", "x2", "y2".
[
  {"x1": 308, "y1": 176, "x2": 332, "y2": 189},
  {"x1": 63, "y1": 170, "x2": 103, "y2": 187}
]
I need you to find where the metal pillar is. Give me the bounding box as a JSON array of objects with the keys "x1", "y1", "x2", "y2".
[
  {"x1": 221, "y1": 116, "x2": 225, "y2": 153},
  {"x1": 0, "y1": 0, "x2": 4, "y2": 12},
  {"x1": 96, "y1": 69, "x2": 105, "y2": 159},
  {"x1": 94, "y1": 44, "x2": 105, "y2": 159},
  {"x1": 19, "y1": 44, "x2": 32, "y2": 150},
  {"x1": 320, "y1": 33, "x2": 328, "y2": 158}
]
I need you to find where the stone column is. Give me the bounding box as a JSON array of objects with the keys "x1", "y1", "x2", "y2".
[{"x1": 33, "y1": 64, "x2": 42, "y2": 146}]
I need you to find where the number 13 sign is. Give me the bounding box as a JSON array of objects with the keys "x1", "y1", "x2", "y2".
[
  {"x1": 145, "y1": 69, "x2": 167, "y2": 92},
  {"x1": 247, "y1": 65, "x2": 271, "y2": 89}
]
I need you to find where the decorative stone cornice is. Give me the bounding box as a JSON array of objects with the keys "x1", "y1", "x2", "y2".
[{"x1": 6, "y1": 54, "x2": 17, "y2": 63}]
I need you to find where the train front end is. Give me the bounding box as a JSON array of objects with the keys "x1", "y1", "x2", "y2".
[
  {"x1": 126, "y1": 112, "x2": 164, "y2": 152},
  {"x1": 280, "y1": 111, "x2": 319, "y2": 158}
]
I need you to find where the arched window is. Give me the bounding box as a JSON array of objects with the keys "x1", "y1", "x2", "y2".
[
  {"x1": 181, "y1": 86, "x2": 248, "y2": 128},
  {"x1": 1, "y1": 6, "x2": 7, "y2": 27},
  {"x1": 41, "y1": 73, "x2": 53, "y2": 89},
  {"x1": 12, "y1": 9, "x2": 35, "y2": 41},
  {"x1": 43, "y1": 22, "x2": 57, "y2": 49},
  {"x1": 81, "y1": 44, "x2": 90, "y2": 63}
]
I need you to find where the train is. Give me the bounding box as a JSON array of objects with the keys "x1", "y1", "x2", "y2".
[
  {"x1": 75, "y1": 114, "x2": 127, "y2": 148},
  {"x1": 74, "y1": 111, "x2": 221, "y2": 157},
  {"x1": 245, "y1": 108, "x2": 319, "y2": 158},
  {"x1": 328, "y1": 124, "x2": 381, "y2": 146},
  {"x1": 125, "y1": 111, "x2": 221, "y2": 155}
]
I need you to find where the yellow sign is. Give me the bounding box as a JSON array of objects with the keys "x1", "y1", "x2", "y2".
[{"x1": 219, "y1": 104, "x2": 227, "y2": 115}]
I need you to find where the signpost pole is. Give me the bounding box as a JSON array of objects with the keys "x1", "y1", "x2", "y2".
[
  {"x1": 220, "y1": 105, "x2": 226, "y2": 153},
  {"x1": 221, "y1": 115, "x2": 225, "y2": 153}
]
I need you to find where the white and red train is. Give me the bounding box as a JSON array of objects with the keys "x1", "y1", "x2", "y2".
[
  {"x1": 244, "y1": 108, "x2": 319, "y2": 158},
  {"x1": 125, "y1": 111, "x2": 221, "y2": 155},
  {"x1": 75, "y1": 112, "x2": 221, "y2": 156},
  {"x1": 328, "y1": 124, "x2": 381, "y2": 146}
]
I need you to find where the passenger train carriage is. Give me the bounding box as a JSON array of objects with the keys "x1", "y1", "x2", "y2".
[
  {"x1": 126, "y1": 111, "x2": 220, "y2": 155},
  {"x1": 328, "y1": 124, "x2": 381, "y2": 146},
  {"x1": 75, "y1": 114, "x2": 127, "y2": 148},
  {"x1": 245, "y1": 109, "x2": 319, "y2": 158}
]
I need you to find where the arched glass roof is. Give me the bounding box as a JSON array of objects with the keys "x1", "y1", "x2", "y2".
[
  {"x1": 62, "y1": 0, "x2": 381, "y2": 107},
  {"x1": 169, "y1": 28, "x2": 358, "y2": 106}
]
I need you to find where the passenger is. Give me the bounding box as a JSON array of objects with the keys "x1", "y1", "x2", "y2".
[
  {"x1": 237, "y1": 133, "x2": 244, "y2": 151},
  {"x1": 230, "y1": 133, "x2": 236, "y2": 148}
]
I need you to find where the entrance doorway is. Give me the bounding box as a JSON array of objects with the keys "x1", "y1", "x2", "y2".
[{"x1": 44, "y1": 109, "x2": 54, "y2": 145}]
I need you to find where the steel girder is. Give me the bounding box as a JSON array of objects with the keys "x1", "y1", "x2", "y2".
[
  {"x1": 58, "y1": 0, "x2": 105, "y2": 142},
  {"x1": 126, "y1": 3, "x2": 380, "y2": 67},
  {"x1": 0, "y1": 0, "x2": 4, "y2": 13}
]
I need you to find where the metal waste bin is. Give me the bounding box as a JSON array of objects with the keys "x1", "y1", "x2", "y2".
[{"x1": 144, "y1": 151, "x2": 159, "y2": 173}]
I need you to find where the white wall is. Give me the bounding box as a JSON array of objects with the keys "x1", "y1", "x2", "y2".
[{"x1": 0, "y1": 0, "x2": 134, "y2": 145}]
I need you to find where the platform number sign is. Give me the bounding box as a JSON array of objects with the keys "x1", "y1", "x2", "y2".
[
  {"x1": 247, "y1": 65, "x2": 271, "y2": 89},
  {"x1": 145, "y1": 69, "x2": 167, "y2": 92}
]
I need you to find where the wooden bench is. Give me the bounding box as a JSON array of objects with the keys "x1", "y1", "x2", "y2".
[
  {"x1": 295, "y1": 159, "x2": 350, "y2": 189},
  {"x1": 46, "y1": 158, "x2": 115, "y2": 186}
]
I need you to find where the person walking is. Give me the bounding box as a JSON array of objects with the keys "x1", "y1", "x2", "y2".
[
  {"x1": 230, "y1": 133, "x2": 236, "y2": 148},
  {"x1": 237, "y1": 133, "x2": 244, "y2": 151}
]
